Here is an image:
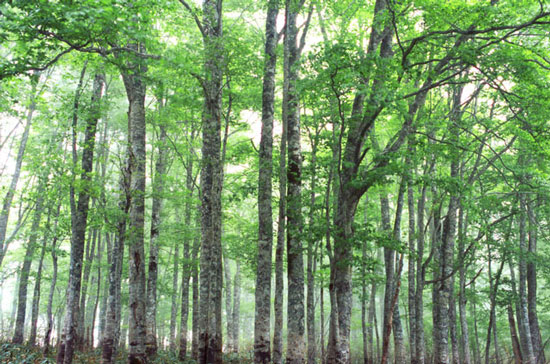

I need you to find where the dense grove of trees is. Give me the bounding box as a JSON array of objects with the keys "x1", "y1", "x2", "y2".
[{"x1": 0, "y1": 1, "x2": 550, "y2": 363}]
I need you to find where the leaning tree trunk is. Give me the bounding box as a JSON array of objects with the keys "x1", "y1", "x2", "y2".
[
  {"x1": 12, "y1": 179, "x2": 45, "y2": 344},
  {"x1": 145, "y1": 106, "x2": 168, "y2": 358},
  {"x1": 0, "y1": 72, "x2": 39, "y2": 268},
  {"x1": 58, "y1": 72, "x2": 104, "y2": 364},
  {"x1": 254, "y1": 1, "x2": 278, "y2": 361}
]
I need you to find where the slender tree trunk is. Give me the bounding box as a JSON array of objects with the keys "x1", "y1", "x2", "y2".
[
  {"x1": 0, "y1": 72, "x2": 39, "y2": 268},
  {"x1": 145, "y1": 107, "x2": 168, "y2": 358},
  {"x1": 191, "y1": 230, "x2": 200, "y2": 360},
  {"x1": 178, "y1": 141, "x2": 195, "y2": 358},
  {"x1": 232, "y1": 261, "x2": 241, "y2": 353},
  {"x1": 28, "y1": 206, "x2": 51, "y2": 346},
  {"x1": 44, "y1": 204, "x2": 61, "y2": 353},
  {"x1": 12, "y1": 180, "x2": 45, "y2": 344},
  {"x1": 169, "y1": 241, "x2": 179, "y2": 352},
  {"x1": 58, "y1": 71, "x2": 104, "y2": 364},
  {"x1": 526, "y1": 200, "x2": 544, "y2": 364},
  {"x1": 223, "y1": 255, "x2": 233, "y2": 351},
  {"x1": 415, "y1": 182, "x2": 427, "y2": 364},
  {"x1": 272, "y1": 63, "x2": 287, "y2": 364},
  {"x1": 254, "y1": 2, "x2": 278, "y2": 361},
  {"x1": 407, "y1": 164, "x2": 417, "y2": 364},
  {"x1": 517, "y1": 195, "x2": 535, "y2": 364},
  {"x1": 78, "y1": 227, "x2": 97, "y2": 349},
  {"x1": 457, "y1": 209, "x2": 471, "y2": 364}
]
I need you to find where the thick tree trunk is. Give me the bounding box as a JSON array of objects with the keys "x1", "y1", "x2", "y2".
[
  {"x1": 0, "y1": 72, "x2": 39, "y2": 268},
  {"x1": 145, "y1": 109, "x2": 168, "y2": 358},
  {"x1": 58, "y1": 71, "x2": 104, "y2": 364},
  {"x1": 197, "y1": 2, "x2": 224, "y2": 363},
  {"x1": 254, "y1": 2, "x2": 278, "y2": 361},
  {"x1": 284, "y1": 1, "x2": 305, "y2": 362},
  {"x1": 122, "y1": 49, "x2": 148, "y2": 363},
  {"x1": 12, "y1": 180, "x2": 45, "y2": 344}
]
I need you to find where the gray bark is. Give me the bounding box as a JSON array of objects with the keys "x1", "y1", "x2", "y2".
[
  {"x1": 145, "y1": 105, "x2": 168, "y2": 358},
  {"x1": 224, "y1": 255, "x2": 233, "y2": 351},
  {"x1": 197, "y1": 1, "x2": 224, "y2": 362},
  {"x1": 58, "y1": 71, "x2": 104, "y2": 364},
  {"x1": 44, "y1": 203, "x2": 61, "y2": 353},
  {"x1": 122, "y1": 45, "x2": 148, "y2": 363},
  {"x1": 284, "y1": 1, "x2": 305, "y2": 362},
  {"x1": 29, "y1": 204, "x2": 51, "y2": 346},
  {"x1": 169, "y1": 241, "x2": 179, "y2": 351},
  {"x1": 12, "y1": 179, "x2": 45, "y2": 344},
  {"x1": 457, "y1": 209, "x2": 471, "y2": 364},
  {"x1": 254, "y1": 1, "x2": 278, "y2": 362}
]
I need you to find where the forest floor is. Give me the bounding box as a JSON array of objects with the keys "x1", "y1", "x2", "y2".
[{"x1": 0, "y1": 342, "x2": 250, "y2": 363}]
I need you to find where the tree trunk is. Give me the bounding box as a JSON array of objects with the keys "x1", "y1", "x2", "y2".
[
  {"x1": 0, "y1": 72, "x2": 39, "y2": 268},
  {"x1": 12, "y1": 180, "x2": 45, "y2": 344},
  {"x1": 517, "y1": 195, "x2": 535, "y2": 364},
  {"x1": 44, "y1": 203, "x2": 61, "y2": 354},
  {"x1": 169, "y1": 241, "x2": 179, "y2": 352},
  {"x1": 197, "y1": 2, "x2": 224, "y2": 362},
  {"x1": 526, "y1": 200, "x2": 544, "y2": 364},
  {"x1": 28, "y1": 205, "x2": 51, "y2": 346},
  {"x1": 232, "y1": 261, "x2": 241, "y2": 353},
  {"x1": 254, "y1": 1, "x2": 278, "y2": 361},
  {"x1": 191, "y1": 230, "x2": 200, "y2": 360},
  {"x1": 145, "y1": 104, "x2": 168, "y2": 358},
  {"x1": 223, "y1": 255, "x2": 233, "y2": 351},
  {"x1": 273, "y1": 49, "x2": 287, "y2": 364},
  {"x1": 77, "y1": 227, "x2": 98, "y2": 349},
  {"x1": 508, "y1": 304, "x2": 523, "y2": 364},
  {"x1": 178, "y1": 143, "x2": 195, "y2": 359},
  {"x1": 58, "y1": 71, "x2": 104, "y2": 364},
  {"x1": 101, "y1": 159, "x2": 130, "y2": 364},
  {"x1": 457, "y1": 209, "x2": 471, "y2": 364},
  {"x1": 284, "y1": 1, "x2": 305, "y2": 362},
  {"x1": 121, "y1": 47, "x2": 148, "y2": 363}
]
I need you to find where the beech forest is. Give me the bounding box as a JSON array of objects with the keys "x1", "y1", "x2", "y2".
[{"x1": 0, "y1": 1, "x2": 550, "y2": 363}]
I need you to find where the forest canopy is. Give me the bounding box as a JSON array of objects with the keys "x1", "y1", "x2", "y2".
[{"x1": 0, "y1": 0, "x2": 550, "y2": 364}]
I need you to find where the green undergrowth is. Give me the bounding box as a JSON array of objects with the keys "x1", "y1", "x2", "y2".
[{"x1": 0, "y1": 342, "x2": 253, "y2": 363}]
